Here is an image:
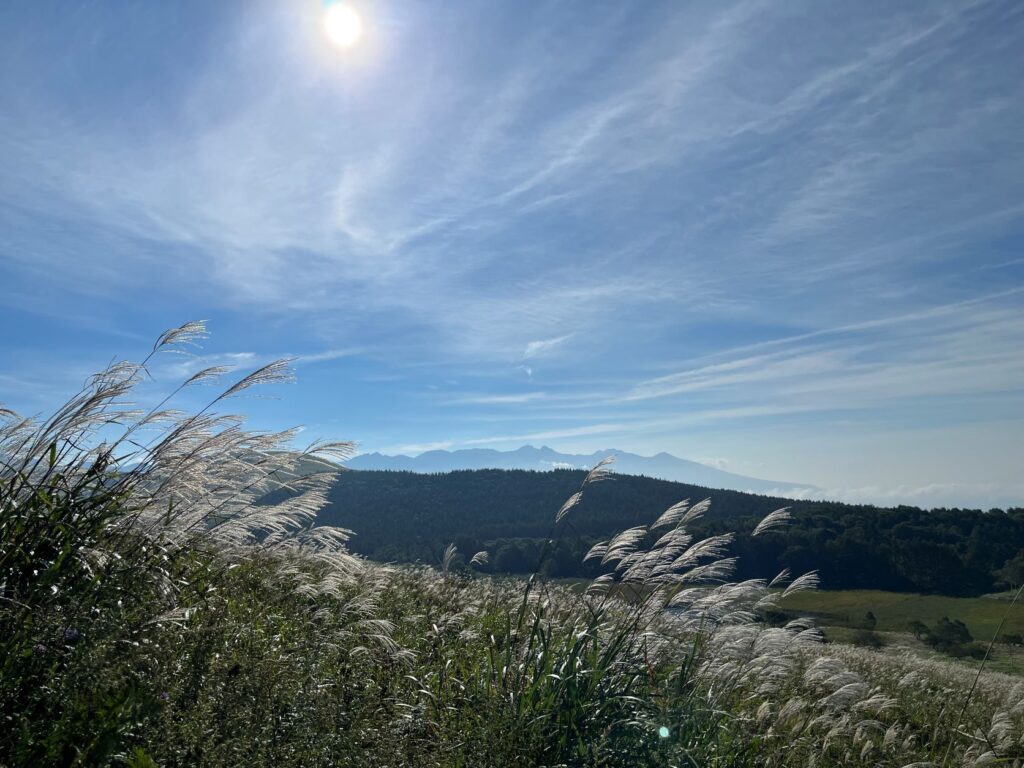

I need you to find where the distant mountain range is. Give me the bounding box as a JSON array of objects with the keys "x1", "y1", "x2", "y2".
[{"x1": 347, "y1": 445, "x2": 817, "y2": 495}]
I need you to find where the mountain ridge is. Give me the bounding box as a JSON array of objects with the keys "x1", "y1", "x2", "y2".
[
  {"x1": 309, "y1": 468, "x2": 1024, "y2": 595},
  {"x1": 347, "y1": 445, "x2": 817, "y2": 495}
]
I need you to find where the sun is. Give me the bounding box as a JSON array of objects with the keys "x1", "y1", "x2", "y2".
[{"x1": 324, "y1": 4, "x2": 363, "y2": 49}]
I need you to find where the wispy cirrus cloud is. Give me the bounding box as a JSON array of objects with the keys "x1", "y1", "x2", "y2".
[
  {"x1": 628, "y1": 295, "x2": 1024, "y2": 407},
  {"x1": 523, "y1": 335, "x2": 573, "y2": 359},
  {"x1": 447, "y1": 392, "x2": 550, "y2": 406},
  {"x1": 1, "y1": 0, "x2": 1023, "y2": 506}
]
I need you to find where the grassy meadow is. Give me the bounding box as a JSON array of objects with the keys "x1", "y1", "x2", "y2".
[
  {"x1": 780, "y1": 589, "x2": 1024, "y2": 642},
  {"x1": 3, "y1": 324, "x2": 1024, "y2": 767},
  {"x1": 780, "y1": 589, "x2": 1024, "y2": 677}
]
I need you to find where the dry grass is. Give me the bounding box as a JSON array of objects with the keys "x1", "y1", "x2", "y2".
[{"x1": 2, "y1": 323, "x2": 1023, "y2": 767}]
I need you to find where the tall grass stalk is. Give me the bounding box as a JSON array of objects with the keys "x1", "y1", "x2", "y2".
[
  {"x1": 3, "y1": 325, "x2": 1024, "y2": 766},
  {"x1": 0, "y1": 323, "x2": 374, "y2": 764}
]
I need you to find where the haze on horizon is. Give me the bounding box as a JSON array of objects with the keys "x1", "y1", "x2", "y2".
[{"x1": 1, "y1": 0, "x2": 1022, "y2": 509}]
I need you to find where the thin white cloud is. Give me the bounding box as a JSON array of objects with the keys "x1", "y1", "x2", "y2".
[
  {"x1": 523, "y1": 335, "x2": 573, "y2": 360},
  {"x1": 773, "y1": 482, "x2": 1024, "y2": 511},
  {"x1": 461, "y1": 423, "x2": 627, "y2": 447},
  {"x1": 696, "y1": 457, "x2": 731, "y2": 471},
  {"x1": 294, "y1": 348, "x2": 360, "y2": 365},
  {"x1": 154, "y1": 347, "x2": 359, "y2": 383},
  {"x1": 155, "y1": 352, "x2": 259, "y2": 381},
  {"x1": 627, "y1": 297, "x2": 1024, "y2": 410},
  {"x1": 448, "y1": 392, "x2": 549, "y2": 405},
  {"x1": 380, "y1": 441, "x2": 455, "y2": 456}
]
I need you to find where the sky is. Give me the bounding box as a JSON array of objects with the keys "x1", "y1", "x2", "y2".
[{"x1": 1, "y1": 0, "x2": 1023, "y2": 508}]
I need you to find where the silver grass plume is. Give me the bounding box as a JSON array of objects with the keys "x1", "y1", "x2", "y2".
[
  {"x1": 555, "y1": 456, "x2": 614, "y2": 524},
  {"x1": 753, "y1": 506, "x2": 792, "y2": 536},
  {"x1": 470, "y1": 550, "x2": 489, "y2": 566},
  {"x1": 442, "y1": 543, "x2": 458, "y2": 573},
  {"x1": 0, "y1": 322, "x2": 391, "y2": 661}
]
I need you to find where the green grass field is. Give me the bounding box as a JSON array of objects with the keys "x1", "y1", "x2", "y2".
[
  {"x1": 779, "y1": 589, "x2": 1024, "y2": 675},
  {"x1": 779, "y1": 589, "x2": 1024, "y2": 639}
]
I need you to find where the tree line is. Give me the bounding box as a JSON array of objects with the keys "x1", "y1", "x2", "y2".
[{"x1": 313, "y1": 469, "x2": 1024, "y2": 597}]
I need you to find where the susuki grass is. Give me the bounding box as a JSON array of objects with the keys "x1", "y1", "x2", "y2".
[{"x1": 2, "y1": 323, "x2": 1023, "y2": 766}]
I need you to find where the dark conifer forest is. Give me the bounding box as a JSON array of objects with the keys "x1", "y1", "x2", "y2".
[{"x1": 317, "y1": 469, "x2": 1024, "y2": 596}]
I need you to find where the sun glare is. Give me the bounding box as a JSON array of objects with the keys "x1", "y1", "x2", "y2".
[{"x1": 324, "y1": 4, "x2": 363, "y2": 49}]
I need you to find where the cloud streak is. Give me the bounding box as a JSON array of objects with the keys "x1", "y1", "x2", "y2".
[{"x1": 1, "y1": 0, "x2": 1022, "y2": 507}]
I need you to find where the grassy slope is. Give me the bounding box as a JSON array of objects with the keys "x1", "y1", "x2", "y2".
[
  {"x1": 7, "y1": 326, "x2": 1024, "y2": 765},
  {"x1": 778, "y1": 589, "x2": 1024, "y2": 639}
]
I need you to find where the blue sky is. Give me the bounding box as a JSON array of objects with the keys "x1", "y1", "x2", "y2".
[{"x1": 1, "y1": 0, "x2": 1023, "y2": 508}]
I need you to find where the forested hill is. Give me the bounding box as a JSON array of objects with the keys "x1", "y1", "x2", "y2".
[{"x1": 315, "y1": 469, "x2": 1024, "y2": 597}]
